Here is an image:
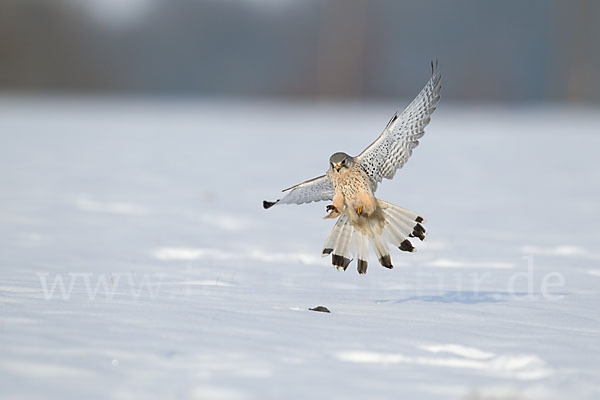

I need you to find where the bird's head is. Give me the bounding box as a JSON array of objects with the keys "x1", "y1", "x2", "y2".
[{"x1": 329, "y1": 152, "x2": 353, "y2": 172}]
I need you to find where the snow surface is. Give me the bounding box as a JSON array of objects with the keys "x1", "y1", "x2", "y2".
[{"x1": 0, "y1": 97, "x2": 599, "y2": 399}]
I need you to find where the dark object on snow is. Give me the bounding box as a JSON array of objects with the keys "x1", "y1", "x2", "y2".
[{"x1": 309, "y1": 306, "x2": 330, "y2": 313}]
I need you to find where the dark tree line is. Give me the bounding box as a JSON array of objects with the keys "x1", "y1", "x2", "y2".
[{"x1": 0, "y1": 0, "x2": 598, "y2": 102}]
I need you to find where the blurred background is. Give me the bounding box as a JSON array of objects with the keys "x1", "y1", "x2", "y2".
[
  {"x1": 2, "y1": 2, "x2": 600, "y2": 400},
  {"x1": 1, "y1": 0, "x2": 599, "y2": 102}
]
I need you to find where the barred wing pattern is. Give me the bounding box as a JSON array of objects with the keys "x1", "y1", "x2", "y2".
[
  {"x1": 357, "y1": 63, "x2": 442, "y2": 191},
  {"x1": 263, "y1": 175, "x2": 334, "y2": 209}
]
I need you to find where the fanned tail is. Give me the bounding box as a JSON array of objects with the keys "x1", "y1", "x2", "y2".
[
  {"x1": 322, "y1": 199, "x2": 425, "y2": 274},
  {"x1": 321, "y1": 214, "x2": 352, "y2": 270},
  {"x1": 367, "y1": 217, "x2": 393, "y2": 270},
  {"x1": 379, "y1": 200, "x2": 426, "y2": 253},
  {"x1": 355, "y1": 232, "x2": 369, "y2": 274}
]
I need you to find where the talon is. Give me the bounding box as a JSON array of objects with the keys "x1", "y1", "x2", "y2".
[
  {"x1": 324, "y1": 204, "x2": 341, "y2": 219},
  {"x1": 356, "y1": 205, "x2": 363, "y2": 215}
]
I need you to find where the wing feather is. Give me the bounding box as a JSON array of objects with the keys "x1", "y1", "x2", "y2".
[
  {"x1": 357, "y1": 62, "x2": 442, "y2": 190},
  {"x1": 263, "y1": 175, "x2": 334, "y2": 208}
]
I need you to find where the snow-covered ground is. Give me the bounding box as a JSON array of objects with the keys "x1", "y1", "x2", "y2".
[{"x1": 1, "y1": 97, "x2": 599, "y2": 399}]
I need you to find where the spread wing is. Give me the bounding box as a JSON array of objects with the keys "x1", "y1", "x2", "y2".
[
  {"x1": 357, "y1": 62, "x2": 442, "y2": 190},
  {"x1": 263, "y1": 175, "x2": 334, "y2": 209}
]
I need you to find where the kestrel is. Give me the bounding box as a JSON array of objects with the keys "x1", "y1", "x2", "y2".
[{"x1": 264, "y1": 63, "x2": 441, "y2": 274}]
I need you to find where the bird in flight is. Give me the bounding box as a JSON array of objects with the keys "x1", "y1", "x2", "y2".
[{"x1": 264, "y1": 62, "x2": 441, "y2": 274}]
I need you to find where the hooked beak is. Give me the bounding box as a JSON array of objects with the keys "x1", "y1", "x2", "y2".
[{"x1": 333, "y1": 164, "x2": 342, "y2": 172}]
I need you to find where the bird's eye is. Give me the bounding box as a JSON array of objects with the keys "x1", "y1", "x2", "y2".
[{"x1": 341, "y1": 160, "x2": 345, "y2": 164}]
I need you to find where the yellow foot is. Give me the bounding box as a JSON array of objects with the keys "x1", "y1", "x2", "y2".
[{"x1": 356, "y1": 205, "x2": 363, "y2": 216}]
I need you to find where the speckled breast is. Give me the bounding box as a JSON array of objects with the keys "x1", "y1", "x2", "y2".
[{"x1": 327, "y1": 164, "x2": 373, "y2": 205}]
